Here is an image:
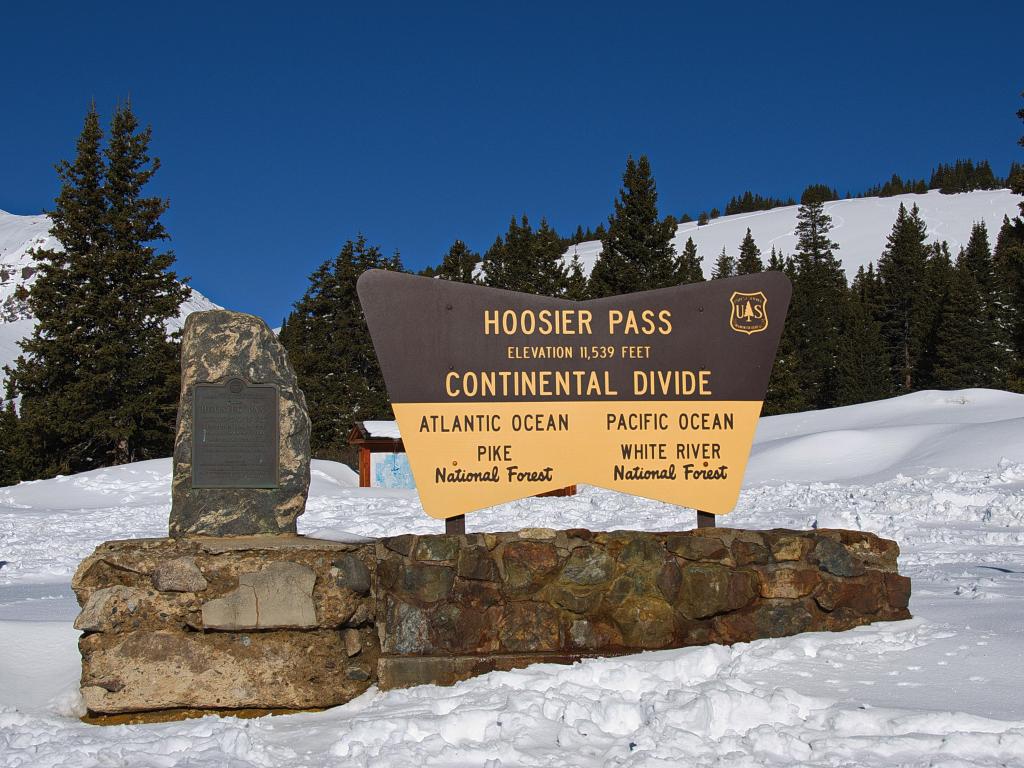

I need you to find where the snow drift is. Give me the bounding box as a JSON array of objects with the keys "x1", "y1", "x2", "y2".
[{"x1": 1, "y1": 389, "x2": 1023, "y2": 765}]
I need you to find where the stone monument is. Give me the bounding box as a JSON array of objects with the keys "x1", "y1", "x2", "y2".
[
  {"x1": 71, "y1": 304, "x2": 913, "y2": 723},
  {"x1": 169, "y1": 310, "x2": 311, "y2": 536}
]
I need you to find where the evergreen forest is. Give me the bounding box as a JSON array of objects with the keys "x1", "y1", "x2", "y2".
[{"x1": 2, "y1": 98, "x2": 1024, "y2": 480}]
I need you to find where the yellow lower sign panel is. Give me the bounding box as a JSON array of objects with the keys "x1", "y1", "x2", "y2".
[{"x1": 394, "y1": 400, "x2": 762, "y2": 519}]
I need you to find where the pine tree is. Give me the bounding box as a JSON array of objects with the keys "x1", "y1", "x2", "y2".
[
  {"x1": 851, "y1": 264, "x2": 874, "y2": 307},
  {"x1": 725, "y1": 191, "x2": 792, "y2": 215},
  {"x1": 279, "y1": 236, "x2": 402, "y2": 459},
  {"x1": 532, "y1": 218, "x2": 570, "y2": 297},
  {"x1": 915, "y1": 242, "x2": 955, "y2": 388},
  {"x1": 787, "y1": 199, "x2": 847, "y2": 408},
  {"x1": 0, "y1": 401, "x2": 22, "y2": 486},
  {"x1": 961, "y1": 222, "x2": 997, "y2": 304},
  {"x1": 975, "y1": 160, "x2": 998, "y2": 189},
  {"x1": 801, "y1": 184, "x2": 838, "y2": 204},
  {"x1": 834, "y1": 291, "x2": 893, "y2": 406},
  {"x1": 481, "y1": 216, "x2": 567, "y2": 296},
  {"x1": 932, "y1": 251, "x2": 1012, "y2": 389},
  {"x1": 5, "y1": 102, "x2": 189, "y2": 478},
  {"x1": 994, "y1": 216, "x2": 1024, "y2": 388},
  {"x1": 736, "y1": 228, "x2": 763, "y2": 274},
  {"x1": 763, "y1": 320, "x2": 807, "y2": 415},
  {"x1": 763, "y1": 249, "x2": 805, "y2": 415},
  {"x1": 961, "y1": 221, "x2": 1014, "y2": 359},
  {"x1": 710, "y1": 247, "x2": 734, "y2": 279},
  {"x1": 675, "y1": 237, "x2": 704, "y2": 283},
  {"x1": 481, "y1": 217, "x2": 525, "y2": 291},
  {"x1": 563, "y1": 249, "x2": 589, "y2": 300},
  {"x1": 480, "y1": 234, "x2": 506, "y2": 287},
  {"x1": 876, "y1": 203, "x2": 930, "y2": 392},
  {"x1": 434, "y1": 240, "x2": 479, "y2": 283},
  {"x1": 588, "y1": 155, "x2": 677, "y2": 297},
  {"x1": 1016, "y1": 92, "x2": 1024, "y2": 214},
  {"x1": 99, "y1": 103, "x2": 190, "y2": 465},
  {"x1": 1008, "y1": 162, "x2": 1024, "y2": 197}
]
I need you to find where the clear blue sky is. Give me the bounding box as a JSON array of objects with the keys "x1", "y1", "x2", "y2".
[{"x1": 2, "y1": 1, "x2": 1021, "y2": 323}]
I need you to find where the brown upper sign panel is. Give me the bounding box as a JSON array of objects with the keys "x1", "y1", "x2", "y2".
[{"x1": 358, "y1": 270, "x2": 791, "y2": 519}]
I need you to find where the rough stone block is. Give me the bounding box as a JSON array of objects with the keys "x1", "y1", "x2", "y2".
[
  {"x1": 414, "y1": 536, "x2": 460, "y2": 562},
  {"x1": 713, "y1": 598, "x2": 817, "y2": 643},
  {"x1": 884, "y1": 572, "x2": 912, "y2": 610},
  {"x1": 568, "y1": 618, "x2": 623, "y2": 651},
  {"x1": 754, "y1": 564, "x2": 820, "y2": 599},
  {"x1": 499, "y1": 540, "x2": 560, "y2": 595},
  {"x1": 331, "y1": 554, "x2": 371, "y2": 596},
  {"x1": 611, "y1": 596, "x2": 675, "y2": 648},
  {"x1": 380, "y1": 561, "x2": 455, "y2": 605},
  {"x1": 676, "y1": 564, "x2": 756, "y2": 619},
  {"x1": 813, "y1": 572, "x2": 885, "y2": 614},
  {"x1": 75, "y1": 586, "x2": 195, "y2": 633},
  {"x1": 80, "y1": 630, "x2": 375, "y2": 714},
  {"x1": 201, "y1": 561, "x2": 317, "y2": 630},
  {"x1": 498, "y1": 601, "x2": 560, "y2": 652},
  {"x1": 456, "y1": 545, "x2": 500, "y2": 581},
  {"x1": 169, "y1": 310, "x2": 311, "y2": 536},
  {"x1": 152, "y1": 557, "x2": 208, "y2": 592},
  {"x1": 812, "y1": 536, "x2": 866, "y2": 577},
  {"x1": 768, "y1": 533, "x2": 813, "y2": 562},
  {"x1": 559, "y1": 546, "x2": 614, "y2": 586},
  {"x1": 665, "y1": 533, "x2": 732, "y2": 563}
]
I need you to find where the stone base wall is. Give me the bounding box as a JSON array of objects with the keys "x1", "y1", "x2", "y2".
[
  {"x1": 72, "y1": 528, "x2": 911, "y2": 719},
  {"x1": 72, "y1": 536, "x2": 377, "y2": 716}
]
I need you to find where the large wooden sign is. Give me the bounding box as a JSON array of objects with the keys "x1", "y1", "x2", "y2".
[{"x1": 358, "y1": 270, "x2": 791, "y2": 520}]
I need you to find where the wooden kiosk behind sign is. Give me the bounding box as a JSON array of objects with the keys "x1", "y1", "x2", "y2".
[
  {"x1": 348, "y1": 422, "x2": 405, "y2": 488},
  {"x1": 349, "y1": 420, "x2": 576, "y2": 496}
]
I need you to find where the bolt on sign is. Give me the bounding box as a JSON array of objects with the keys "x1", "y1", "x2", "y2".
[{"x1": 357, "y1": 270, "x2": 791, "y2": 520}]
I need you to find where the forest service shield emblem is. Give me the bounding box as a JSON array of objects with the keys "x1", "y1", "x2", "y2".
[{"x1": 729, "y1": 291, "x2": 768, "y2": 334}]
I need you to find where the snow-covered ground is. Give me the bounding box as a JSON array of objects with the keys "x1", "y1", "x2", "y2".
[
  {"x1": 2, "y1": 389, "x2": 1024, "y2": 766},
  {"x1": 564, "y1": 188, "x2": 1024, "y2": 280}
]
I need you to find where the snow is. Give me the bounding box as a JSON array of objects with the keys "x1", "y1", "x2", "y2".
[
  {"x1": 2, "y1": 389, "x2": 1024, "y2": 765},
  {"x1": 563, "y1": 189, "x2": 1024, "y2": 280},
  {"x1": 361, "y1": 419, "x2": 403, "y2": 439},
  {"x1": 0, "y1": 209, "x2": 222, "y2": 376},
  {"x1": 0, "y1": 318, "x2": 35, "y2": 369},
  {"x1": 749, "y1": 389, "x2": 1024, "y2": 485}
]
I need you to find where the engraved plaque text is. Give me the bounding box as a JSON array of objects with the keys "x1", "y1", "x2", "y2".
[{"x1": 192, "y1": 378, "x2": 280, "y2": 488}]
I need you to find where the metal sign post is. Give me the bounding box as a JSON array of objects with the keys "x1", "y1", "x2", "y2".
[{"x1": 697, "y1": 510, "x2": 716, "y2": 528}]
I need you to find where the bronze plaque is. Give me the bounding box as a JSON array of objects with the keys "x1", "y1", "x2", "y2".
[
  {"x1": 192, "y1": 378, "x2": 280, "y2": 489},
  {"x1": 357, "y1": 270, "x2": 791, "y2": 520}
]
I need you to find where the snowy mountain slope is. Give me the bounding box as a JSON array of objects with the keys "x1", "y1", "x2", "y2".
[
  {"x1": 564, "y1": 189, "x2": 1024, "y2": 279},
  {"x1": 0, "y1": 209, "x2": 221, "y2": 373},
  {"x1": 1, "y1": 388, "x2": 1024, "y2": 765}
]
